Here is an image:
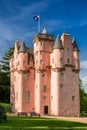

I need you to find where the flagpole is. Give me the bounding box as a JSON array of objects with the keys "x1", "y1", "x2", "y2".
[{"x1": 38, "y1": 15, "x2": 40, "y2": 33}]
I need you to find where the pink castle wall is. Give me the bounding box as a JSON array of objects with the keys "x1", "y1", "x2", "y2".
[{"x1": 10, "y1": 30, "x2": 80, "y2": 117}]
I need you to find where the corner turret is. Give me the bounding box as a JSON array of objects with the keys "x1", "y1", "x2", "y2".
[
  {"x1": 54, "y1": 35, "x2": 63, "y2": 50},
  {"x1": 19, "y1": 41, "x2": 26, "y2": 53}
]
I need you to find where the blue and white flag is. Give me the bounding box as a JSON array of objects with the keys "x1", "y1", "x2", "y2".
[{"x1": 33, "y1": 15, "x2": 39, "y2": 21}]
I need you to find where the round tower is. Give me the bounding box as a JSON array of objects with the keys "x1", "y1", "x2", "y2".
[
  {"x1": 50, "y1": 35, "x2": 64, "y2": 115},
  {"x1": 51, "y1": 35, "x2": 64, "y2": 68}
]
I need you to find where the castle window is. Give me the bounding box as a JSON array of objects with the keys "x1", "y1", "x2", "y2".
[
  {"x1": 42, "y1": 74, "x2": 45, "y2": 77},
  {"x1": 40, "y1": 60, "x2": 43, "y2": 64},
  {"x1": 40, "y1": 41, "x2": 43, "y2": 45},
  {"x1": 25, "y1": 75, "x2": 29, "y2": 80},
  {"x1": 36, "y1": 51, "x2": 38, "y2": 55},
  {"x1": 43, "y1": 85, "x2": 47, "y2": 92},
  {"x1": 52, "y1": 58, "x2": 54, "y2": 64},
  {"x1": 60, "y1": 84, "x2": 63, "y2": 88},
  {"x1": 60, "y1": 73, "x2": 64, "y2": 78},
  {"x1": 60, "y1": 58, "x2": 63, "y2": 63},
  {"x1": 23, "y1": 61, "x2": 26, "y2": 66},
  {"x1": 26, "y1": 91, "x2": 30, "y2": 101},
  {"x1": 40, "y1": 51, "x2": 43, "y2": 55},
  {"x1": 67, "y1": 58, "x2": 70, "y2": 64},
  {"x1": 72, "y1": 96, "x2": 75, "y2": 101},
  {"x1": 43, "y1": 96, "x2": 46, "y2": 100}
]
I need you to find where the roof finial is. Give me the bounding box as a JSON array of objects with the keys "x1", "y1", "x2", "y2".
[{"x1": 42, "y1": 24, "x2": 48, "y2": 34}]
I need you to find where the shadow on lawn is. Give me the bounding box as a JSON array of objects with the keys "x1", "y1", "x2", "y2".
[{"x1": 0, "y1": 116, "x2": 87, "y2": 130}]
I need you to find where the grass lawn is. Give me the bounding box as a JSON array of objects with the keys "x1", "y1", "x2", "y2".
[{"x1": 0, "y1": 116, "x2": 87, "y2": 130}]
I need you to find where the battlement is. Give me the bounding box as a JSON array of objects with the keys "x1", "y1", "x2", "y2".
[{"x1": 33, "y1": 33, "x2": 54, "y2": 42}]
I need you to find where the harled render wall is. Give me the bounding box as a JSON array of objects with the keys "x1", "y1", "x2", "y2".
[
  {"x1": 50, "y1": 33, "x2": 80, "y2": 116},
  {"x1": 10, "y1": 32, "x2": 80, "y2": 116}
]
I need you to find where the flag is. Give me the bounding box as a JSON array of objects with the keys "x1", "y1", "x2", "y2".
[{"x1": 33, "y1": 15, "x2": 39, "y2": 21}]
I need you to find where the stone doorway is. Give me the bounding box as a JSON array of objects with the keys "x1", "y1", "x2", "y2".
[{"x1": 44, "y1": 106, "x2": 48, "y2": 114}]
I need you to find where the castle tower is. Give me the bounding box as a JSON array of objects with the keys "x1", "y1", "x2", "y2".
[
  {"x1": 10, "y1": 41, "x2": 35, "y2": 113},
  {"x1": 33, "y1": 26, "x2": 54, "y2": 114},
  {"x1": 50, "y1": 33, "x2": 80, "y2": 116},
  {"x1": 50, "y1": 35, "x2": 64, "y2": 115}
]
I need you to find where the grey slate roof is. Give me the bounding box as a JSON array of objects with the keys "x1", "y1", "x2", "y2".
[
  {"x1": 19, "y1": 41, "x2": 26, "y2": 53},
  {"x1": 72, "y1": 38, "x2": 79, "y2": 52},
  {"x1": 18, "y1": 41, "x2": 34, "y2": 62},
  {"x1": 54, "y1": 35, "x2": 63, "y2": 49}
]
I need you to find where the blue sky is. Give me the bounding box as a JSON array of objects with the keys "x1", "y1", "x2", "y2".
[{"x1": 0, "y1": 0, "x2": 87, "y2": 91}]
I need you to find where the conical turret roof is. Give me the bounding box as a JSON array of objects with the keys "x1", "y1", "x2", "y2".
[
  {"x1": 72, "y1": 37, "x2": 79, "y2": 51},
  {"x1": 19, "y1": 41, "x2": 26, "y2": 53},
  {"x1": 42, "y1": 26, "x2": 48, "y2": 34},
  {"x1": 54, "y1": 35, "x2": 63, "y2": 49}
]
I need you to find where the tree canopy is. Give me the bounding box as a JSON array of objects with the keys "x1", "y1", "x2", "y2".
[{"x1": 0, "y1": 47, "x2": 14, "y2": 103}]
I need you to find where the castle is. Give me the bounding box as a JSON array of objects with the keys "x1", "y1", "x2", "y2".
[{"x1": 10, "y1": 26, "x2": 80, "y2": 117}]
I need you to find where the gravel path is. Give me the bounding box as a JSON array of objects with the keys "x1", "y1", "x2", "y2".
[{"x1": 43, "y1": 116, "x2": 87, "y2": 124}]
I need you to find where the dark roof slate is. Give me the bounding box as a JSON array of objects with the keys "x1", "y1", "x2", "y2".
[
  {"x1": 72, "y1": 38, "x2": 79, "y2": 52},
  {"x1": 54, "y1": 35, "x2": 63, "y2": 49},
  {"x1": 18, "y1": 41, "x2": 26, "y2": 53}
]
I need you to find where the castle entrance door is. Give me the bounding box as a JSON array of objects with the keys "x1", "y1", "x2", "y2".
[{"x1": 44, "y1": 106, "x2": 48, "y2": 114}]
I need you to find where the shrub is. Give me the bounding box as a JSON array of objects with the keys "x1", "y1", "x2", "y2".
[
  {"x1": 0, "y1": 103, "x2": 12, "y2": 113},
  {"x1": 0, "y1": 104, "x2": 7, "y2": 122}
]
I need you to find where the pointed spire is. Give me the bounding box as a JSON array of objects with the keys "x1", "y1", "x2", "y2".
[
  {"x1": 42, "y1": 25, "x2": 48, "y2": 34},
  {"x1": 19, "y1": 41, "x2": 26, "y2": 53},
  {"x1": 72, "y1": 37, "x2": 79, "y2": 51},
  {"x1": 54, "y1": 35, "x2": 63, "y2": 49}
]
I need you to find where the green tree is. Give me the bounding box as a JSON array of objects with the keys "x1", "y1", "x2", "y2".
[
  {"x1": 0, "y1": 47, "x2": 14, "y2": 103},
  {"x1": 79, "y1": 79, "x2": 87, "y2": 116}
]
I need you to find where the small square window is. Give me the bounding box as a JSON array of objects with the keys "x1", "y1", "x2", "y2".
[
  {"x1": 67, "y1": 58, "x2": 70, "y2": 64},
  {"x1": 40, "y1": 41, "x2": 43, "y2": 45},
  {"x1": 60, "y1": 84, "x2": 63, "y2": 88},
  {"x1": 40, "y1": 60, "x2": 43, "y2": 64},
  {"x1": 43, "y1": 85, "x2": 47, "y2": 92},
  {"x1": 26, "y1": 92, "x2": 30, "y2": 101},
  {"x1": 36, "y1": 51, "x2": 38, "y2": 55},
  {"x1": 42, "y1": 74, "x2": 45, "y2": 77},
  {"x1": 43, "y1": 96, "x2": 46, "y2": 100},
  {"x1": 72, "y1": 96, "x2": 75, "y2": 101},
  {"x1": 60, "y1": 58, "x2": 63, "y2": 63},
  {"x1": 40, "y1": 51, "x2": 43, "y2": 55},
  {"x1": 60, "y1": 73, "x2": 64, "y2": 78}
]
